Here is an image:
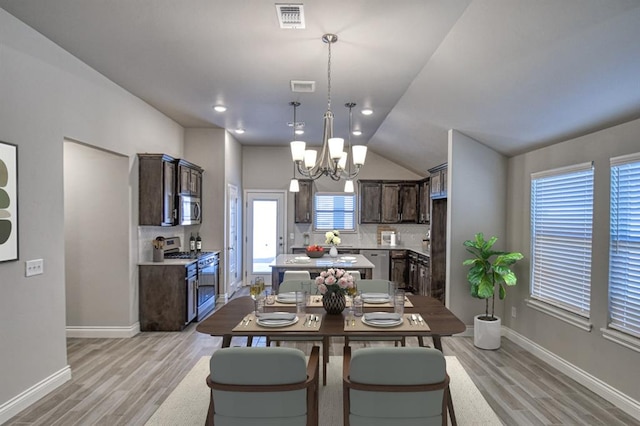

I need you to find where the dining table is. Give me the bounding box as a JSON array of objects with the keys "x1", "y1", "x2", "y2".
[{"x1": 196, "y1": 294, "x2": 466, "y2": 424}]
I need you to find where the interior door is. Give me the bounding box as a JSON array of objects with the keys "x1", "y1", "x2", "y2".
[
  {"x1": 226, "y1": 184, "x2": 240, "y2": 296},
  {"x1": 245, "y1": 191, "x2": 286, "y2": 286}
]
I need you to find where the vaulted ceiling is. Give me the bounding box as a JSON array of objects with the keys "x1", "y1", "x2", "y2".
[{"x1": 2, "y1": 0, "x2": 640, "y2": 174}]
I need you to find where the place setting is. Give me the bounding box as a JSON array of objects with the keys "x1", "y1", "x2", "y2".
[
  {"x1": 360, "y1": 292, "x2": 414, "y2": 308},
  {"x1": 232, "y1": 311, "x2": 323, "y2": 332},
  {"x1": 344, "y1": 312, "x2": 430, "y2": 331}
]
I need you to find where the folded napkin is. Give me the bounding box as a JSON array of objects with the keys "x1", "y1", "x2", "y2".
[
  {"x1": 363, "y1": 312, "x2": 401, "y2": 321},
  {"x1": 257, "y1": 312, "x2": 297, "y2": 321},
  {"x1": 361, "y1": 293, "x2": 390, "y2": 300},
  {"x1": 276, "y1": 292, "x2": 298, "y2": 300}
]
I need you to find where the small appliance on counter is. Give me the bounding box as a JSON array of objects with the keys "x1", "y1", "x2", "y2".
[
  {"x1": 380, "y1": 230, "x2": 397, "y2": 246},
  {"x1": 152, "y1": 236, "x2": 165, "y2": 262}
]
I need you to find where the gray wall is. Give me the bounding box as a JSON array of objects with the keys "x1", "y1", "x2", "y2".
[
  {"x1": 448, "y1": 130, "x2": 509, "y2": 323},
  {"x1": 505, "y1": 117, "x2": 640, "y2": 401},
  {"x1": 64, "y1": 141, "x2": 130, "y2": 327},
  {"x1": 0, "y1": 9, "x2": 183, "y2": 417}
]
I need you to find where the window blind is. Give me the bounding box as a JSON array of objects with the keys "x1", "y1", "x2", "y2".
[
  {"x1": 314, "y1": 193, "x2": 356, "y2": 232},
  {"x1": 530, "y1": 162, "x2": 594, "y2": 317},
  {"x1": 609, "y1": 153, "x2": 640, "y2": 338}
]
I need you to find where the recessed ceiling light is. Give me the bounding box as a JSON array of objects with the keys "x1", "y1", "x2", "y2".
[
  {"x1": 213, "y1": 105, "x2": 227, "y2": 112},
  {"x1": 235, "y1": 128, "x2": 245, "y2": 134},
  {"x1": 361, "y1": 108, "x2": 373, "y2": 116},
  {"x1": 352, "y1": 130, "x2": 362, "y2": 136},
  {"x1": 295, "y1": 129, "x2": 305, "y2": 135}
]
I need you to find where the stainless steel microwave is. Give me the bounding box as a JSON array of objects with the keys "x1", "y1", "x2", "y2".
[{"x1": 178, "y1": 195, "x2": 201, "y2": 225}]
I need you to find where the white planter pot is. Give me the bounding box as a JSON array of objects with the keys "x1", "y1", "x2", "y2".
[{"x1": 474, "y1": 314, "x2": 501, "y2": 350}]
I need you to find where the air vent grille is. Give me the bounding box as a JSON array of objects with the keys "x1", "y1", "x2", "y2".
[
  {"x1": 291, "y1": 80, "x2": 315, "y2": 93},
  {"x1": 276, "y1": 4, "x2": 305, "y2": 29}
]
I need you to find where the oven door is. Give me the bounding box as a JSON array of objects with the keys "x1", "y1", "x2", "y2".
[
  {"x1": 179, "y1": 195, "x2": 202, "y2": 225},
  {"x1": 197, "y1": 256, "x2": 218, "y2": 320}
]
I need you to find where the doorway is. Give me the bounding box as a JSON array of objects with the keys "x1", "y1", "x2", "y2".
[
  {"x1": 244, "y1": 190, "x2": 286, "y2": 286},
  {"x1": 226, "y1": 184, "x2": 241, "y2": 297}
]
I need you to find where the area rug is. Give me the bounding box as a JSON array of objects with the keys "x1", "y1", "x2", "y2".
[{"x1": 145, "y1": 355, "x2": 502, "y2": 426}]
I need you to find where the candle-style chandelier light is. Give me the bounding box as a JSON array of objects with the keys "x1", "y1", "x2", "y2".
[{"x1": 289, "y1": 34, "x2": 367, "y2": 192}]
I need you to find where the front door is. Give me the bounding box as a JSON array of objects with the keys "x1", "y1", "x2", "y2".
[
  {"x1": 245, "y1": 191, "x2": 286, "y2": 287},
  {"x1": 226, "y1": 184, "x2": 240, "y2": 297}
]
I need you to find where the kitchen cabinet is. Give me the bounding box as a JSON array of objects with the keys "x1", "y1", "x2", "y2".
[
  {"x1": 418, "y1": 178, "x2": 430, "y2": 224},
  {"x1": 294, "y1": 179, "x2": 313, "y2": 223},
  {"x1": 429, "y1": 163, "x2": 448, "y2": 199},
  {"x1": 417, "y1": 254, "x2": 432, "y2": 299},
  {"x1": 138, "y1": 153, "x2": 177, "y2": 226},
  {"x1": 360, "y1": 180, "x2": 420, "y2": 224},
  {"x1": 390, "y1": 250, "x2": 408, "y2": 289},
  {"x1": 139, "y1": 262, "x2": 197, "y2": 331},
  {"x1": 407, "y1": 251, "x2": 419, "y2": 294},
  {"x1": 430, "y1": 197, "x2": 447, "y2": 305},
  {"x1": 359, "y1": 181, "x2": 382, "y2": 223},
  {"x1": 178, "y1": 159, "x2": 203, "y2": 197}
]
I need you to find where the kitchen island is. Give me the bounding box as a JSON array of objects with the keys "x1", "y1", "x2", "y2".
[{"x1": 270, "y1": 254, "x2": 375, "y2": 292}]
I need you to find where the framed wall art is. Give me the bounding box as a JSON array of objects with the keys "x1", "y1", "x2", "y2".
[{"x1": 0, "y1": 141, "x2": 18, "y2": 262}]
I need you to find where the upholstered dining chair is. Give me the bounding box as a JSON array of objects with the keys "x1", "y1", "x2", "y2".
[
  {"x1": 342, "y1": 346, "x2": 449, "y2": 426},
  {"x1": 345, "y1": 279, "x2": 405, "y2": 347},
  {"x1": 206, "y1": 346, "x2": 319, "y2": 426},
  {"x1": 282, "y1": 270, "x2": 312, "y2": 282},
  {"x1": 269, "y1": 279, "x2": 328, "y2": 386},
  {"x1": 346, "y1": 270, "x2": 361, "y2": 281}
]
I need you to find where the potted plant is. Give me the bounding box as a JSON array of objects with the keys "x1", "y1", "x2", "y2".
[{"x1": 463, "y1": 233, "x2": 523, "y2": 349}]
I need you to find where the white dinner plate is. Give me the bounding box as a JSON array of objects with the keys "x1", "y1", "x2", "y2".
[
  {"x1": 361, "y1": 316, "x2": 403, "y2": 328},
  {"x1": 340, "y1": 256, "x2": 356, "y2": 261},
  {"x1": 362, "y1": 297, "x2": 390, "y2": 304},
  {"x1": 276, "y1": 293, "x2": 298, "y2": 304},
  {"x1": 256, "y1": 316, "x2": 299, "y2": 328}
]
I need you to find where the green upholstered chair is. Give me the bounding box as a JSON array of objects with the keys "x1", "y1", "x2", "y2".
[
  {"x1": 346, "y1": 270, "x2": 361, "y2": 281},
  {"x1": 342, "y1": 346, "x2": 449, "y2": 426},
  {"x1": 269, "y1": 279, "x2": 328, "y2": 385},
  {"x1": 282, "y1": 270, "x2": 312, "y2": 282},
  {"x1": 206, "y1": 346, "x2": 319, "y2": 426}
]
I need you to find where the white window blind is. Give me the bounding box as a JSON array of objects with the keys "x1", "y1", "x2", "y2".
[
  {"x1": 313, "y1": 193, "x2": 356, "y2": 232},
  {"x1": 609, "y1": 153, "x2": 640, "y2": 338},
  {"x1": 530, "y1": 162, "x2": 594, "y2": 317}
]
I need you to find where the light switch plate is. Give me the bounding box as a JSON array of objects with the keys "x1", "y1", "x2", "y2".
[{"x1": 26, "y1": 259, "x2": 44, "y2": 277}]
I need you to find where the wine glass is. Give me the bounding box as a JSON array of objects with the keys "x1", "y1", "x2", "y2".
[
  {"x1": 346, "y1": 282, "x2": 358, "y2": 318},
  {"x1": 249, "y1": 281, "x2": 261, "y2": 313}
]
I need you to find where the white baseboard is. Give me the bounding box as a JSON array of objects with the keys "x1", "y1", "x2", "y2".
[
  {"x1": 0, "y1": 365, "x2": 71, "y2": 424},
  {"x1": 66, "y1": 322, "x2": 140, "y2": 338},
  {"x1": 503, "y1": 327, "x2": 640, "y2": 420}
]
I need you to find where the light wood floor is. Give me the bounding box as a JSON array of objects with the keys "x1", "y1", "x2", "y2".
[{"x1": 6, "y1": 293, "x2": 638, "y2": 426}]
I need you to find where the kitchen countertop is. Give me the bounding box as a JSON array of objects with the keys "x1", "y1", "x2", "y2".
[
  {"x1": 138, "y1": 249, "x2": 221, "y2": 266},
  {"x1": 290, "y1": 244, "x2": 430, "y2": 257},
  {"x1": 270, "y1": 254, "x2": 375, "y2": 269}
]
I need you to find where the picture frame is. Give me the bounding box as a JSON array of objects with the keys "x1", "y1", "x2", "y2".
[{"x1": 0, "y1": 141, "x2": 18, "y2": 262}]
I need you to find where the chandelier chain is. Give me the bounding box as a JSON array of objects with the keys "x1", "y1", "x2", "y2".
[{"x1": 327, "y1": 39, "x2": 332, "y2": 111}]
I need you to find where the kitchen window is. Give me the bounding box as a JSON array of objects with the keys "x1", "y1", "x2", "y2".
[
  {"x1": 313, "y1": 192, "x2": 356, "y2": 232},
  {"x1": 528, "y1": 162, "x2": 594, "y2": 327},
  {"x1": 607, "y1": 153, "x2": 640, "y2": 341}
]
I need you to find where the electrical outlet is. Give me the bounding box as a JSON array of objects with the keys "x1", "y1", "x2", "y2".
[
  {"x1": 25, "y1": 259, "x2": 44, "y2": 277},
  {"x1": 289, "y1": 233, "x2": 295, "y2": 240},
  {"x1": 511, "y1": 307, "x2": 517, "y2": 318}
]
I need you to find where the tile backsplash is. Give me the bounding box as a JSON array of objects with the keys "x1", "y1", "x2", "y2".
[{"x1": 293, "y1": 223, "x2": 429, "y2": 247}]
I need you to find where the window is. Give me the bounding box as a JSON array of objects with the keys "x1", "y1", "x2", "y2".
[
  {"x1": 313, "y1": 192, "x2": 356, "y2": 232},
  {"x1": 609, "y1": 153, "x2": 640, "y2": 338},
  {"x1": 530, "y1": 162, "x2": 594, "y2": 317}
]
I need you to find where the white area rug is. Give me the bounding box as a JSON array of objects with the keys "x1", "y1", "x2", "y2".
[{"x1": 145, "y1": 355, "x2": 502, "y2": 426}]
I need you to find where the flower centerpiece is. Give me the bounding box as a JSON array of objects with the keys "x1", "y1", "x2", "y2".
[
  {"x1": 315, "y1": 268, "x2": 354, "y2": 314},
  {"x1": 325, "y1": 230, "x2": 341, "y2": 258}
]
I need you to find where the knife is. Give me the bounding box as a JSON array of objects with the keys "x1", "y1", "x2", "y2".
[
  {"x1": 411, "y1": 314, "x2": 418, "y2": 325},
  {"x1": 417, "y1": 314, "x2": 424, "y2": 324}
]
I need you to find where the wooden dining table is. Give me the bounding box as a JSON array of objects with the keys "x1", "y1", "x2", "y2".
[{"x1": 196, "y1": 294, "x2": 466, "y2": 424}]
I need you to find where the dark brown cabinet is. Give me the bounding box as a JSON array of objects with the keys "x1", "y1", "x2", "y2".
[
  {"x1": 178, "y1": 159, "x2": 203, "y2": 197},
  {"x1": 417, "y1": 255, "x2": 434, "y2": 299},
  {"x1": 359, "y1": 181, "x2": 382, "y2": 223},
  {"x1": 360, "y1": 181, "x2": 420, "y2": 224},
  {"x1": 138, "y1": 154, "x2": 177, "y2": 226},
  {"x1": 429, "y1": 163, "x2": 447, "y2": 199},
  {"x1": 407, "y1": 251, "x2": 419, "y2": 293},
  {"x1": 294, "y1": 179, "x2": 313, "y2": 223},
  {"x1": 390, "y1": 250, "x2": 408, "y2": 289},
  {"x1": 139, "y1": 262, "x2": 197, "y2": 331},
  {"x1": 418, "y1": 178, "x2": 430, "y2": 224}
]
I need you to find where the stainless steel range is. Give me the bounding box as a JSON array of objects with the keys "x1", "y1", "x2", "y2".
[{"x1": 162, "y1": 237, "x2": 218, "y2": 321}]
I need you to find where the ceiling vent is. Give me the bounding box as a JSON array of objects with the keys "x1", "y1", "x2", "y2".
[
  {"x1": 276, "y1": 4, "x2": 305, "y2": 29},
  {"x1": 290, "y1": 80, "x2": 315, "y2": 93}
]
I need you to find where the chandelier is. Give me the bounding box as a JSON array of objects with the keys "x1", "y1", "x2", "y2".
[{"x1": 289, "y1": 34, "x2": 367, "y2": 192}]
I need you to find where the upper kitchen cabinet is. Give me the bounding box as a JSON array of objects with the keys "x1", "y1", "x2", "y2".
[
  {"x1": 178, "y1": 159, "x2": 203, "y2": 197},
  {"x1": 418, "y1": 178, "x2": 430, "y2": 224},
  {"x1": 359, "y1": 181, "x2": 382, "y2": 223},
  {"x1": 294, "y1": 179, "x2": 313, "y2": 223},
  {"x1": 360, "y1": 180, "x2": 419, "y2": 223},
  {"x1": 429, "y1": 163, "x2": 448, "y2": 199},
  {"x1": 138, "y1": 153, "x2": 177, "y2": 226}
]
